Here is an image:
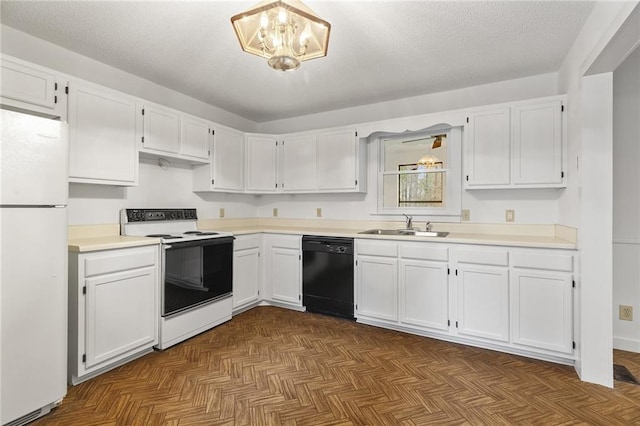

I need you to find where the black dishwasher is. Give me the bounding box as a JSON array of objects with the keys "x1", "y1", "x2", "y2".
[{"x1": 302, "y1": 236, "x2": 354, "y2": 320}]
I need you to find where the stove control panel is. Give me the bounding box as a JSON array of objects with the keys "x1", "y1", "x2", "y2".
[{"x1": 122, "y1": 208, "x2": 198, "y2": 222}]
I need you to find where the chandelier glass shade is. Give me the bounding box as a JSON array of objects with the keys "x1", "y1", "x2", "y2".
[{"x1": 231, "y1": 0, "x2": 331, "y2": 71}]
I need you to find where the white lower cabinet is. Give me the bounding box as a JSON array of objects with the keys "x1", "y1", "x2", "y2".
[
  {"x1": 68, "y1": 245, "x2": 159, "y2": 385},
  {"x1": 233, "y1": 235, "x2": 262, "y2": 312},
  {"x1": 400, "y1": 259, "x2": 449, "y2": 331},
  {"x1": 264, "y1": 234, "x2": 302, "y2": 308},
  {"x1": 357, "y1": 254, "x2": 399, "y2": 321},
  {"x1": 456, "y1": 265, "x2": 510, "y2": 342}
]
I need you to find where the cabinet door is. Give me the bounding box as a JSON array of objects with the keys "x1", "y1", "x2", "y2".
[
  {"x1": 457, "y1": 265, "x2": 509, "y2": 342},
  {"x1": 511, "y1": 100, "x2": 563, "y2": 185},
  {"x1": 466, "y1": 108, "x2": 511, "y2": 186},
  {"x1": 399, "y1": 259, "x2": 449, "y2": 331},
  {"x1": 84, "y1": 266, "x2": 157, "y2": 369},
  {"x1": 141, "y1": 103, "x2": 180, "y2": 154},
  {"x1": 233, "y1": 247, "x2": 261, "y2": 309},
  {"x1": 68, "y1": 82, "x2": 137, "y2": 185},
  {"x1": 317, "y1": 129, "x2": 358, "y2": 191},
  {"x1": 246, "y1": 134, "x2": 278, "y2": 192},
  {"x1": 356, "y1": 255, "x2": 398, "y2": 321},
  {"x1": 181, "y1": 114, "x2": 211, "y2": 160},
  {"x1": 510, "y1": 270, "x2": 573, "y2": 353},
  {"x1": 212, "y1": 126, "x2": 245, "y2": 191},
  {"x1": 281, "y1": 134, "x2": 317, "y2": 192},
  {"x1": 1, "y1": 56, "x2": 59, "y2": 111},
  {"x1": 270, "y1": 247, "x2": 301, "y2": 305}
]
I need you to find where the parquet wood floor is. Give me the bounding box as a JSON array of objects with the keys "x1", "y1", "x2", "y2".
[{"x1": 34, "y1": 307, "x2": 640, "y2": 425}]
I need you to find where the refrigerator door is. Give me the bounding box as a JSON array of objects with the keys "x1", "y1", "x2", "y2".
[
  {"x1": 0, "y1": 109, "x2": 68, "y2": 206},
  {"x1": 1, "y1": 207, "x2": 67, "y2": 424}
]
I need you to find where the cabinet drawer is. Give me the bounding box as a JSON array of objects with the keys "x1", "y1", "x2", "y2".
[
  {"x1": 458, "y1": 248, "x2": 508, "y2": 266},
  {"x1": 399, "y1": 243, "x2": 448, "y2": 261},
  {"x1": 84, "y1": 246, "x2": 158, "y2": 277},
  {"x1": 357, "y1": 240, "x2": 398, "y2": 257},
  {"x1": 267, "y1": 235, "x2": 300, "y2": 250},
  {"x1": 511, "y1": 251, "x2": 573, "y2": 272},
  {"x1": 234, "y1": 234, "x2": 262, "y2": 251}
]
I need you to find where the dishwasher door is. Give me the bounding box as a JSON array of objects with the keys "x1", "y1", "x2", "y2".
[{"x1": 302, "y1": 236, "x2": 354, "y2": 320}]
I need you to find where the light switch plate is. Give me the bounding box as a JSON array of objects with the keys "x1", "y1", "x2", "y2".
[
  {"x1": 219, "y1": 208, "x2": 225, "y2": 218},
  {"x1": 273, "y1": 208, "x2": 278, "y2": 217},
  {"x1": 461, "y1": 209, "x2": 470, "y2": 221},
  {"x1": 316, "y1": 207, "x2": 322, "y2": 218}
]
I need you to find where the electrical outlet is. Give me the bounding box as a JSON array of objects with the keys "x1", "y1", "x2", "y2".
[
  {"x1": 273, "y1": 208, "x2": 278, "y2": 217},
  {"x1": 620, "y1": 305, "x2": 633, "y2": 321},
  {"x1": 219, "y1": 208, "x2": 225, "y2": 218},
  {"x1": 506, "y1": 209, "x2": 515, "y2": 222},
  {"x1": 316, "y1": 207, "x2": 322, "y2": 218},
  {"x1": 461, "y1": 209, "x2": 470, "y2": 221}
]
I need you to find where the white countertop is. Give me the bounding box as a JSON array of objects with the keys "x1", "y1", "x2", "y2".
[{"x1": 68, "y1": 219, "x2": 577, "y2": 251}]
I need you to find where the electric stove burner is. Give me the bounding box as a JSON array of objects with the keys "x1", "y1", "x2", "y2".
[{"x1": 145, "y1": 234, "x2": 183, "y2": 239}]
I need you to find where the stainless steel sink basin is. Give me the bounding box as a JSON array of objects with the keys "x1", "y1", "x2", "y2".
[{"x1": 358, "y1": 229, "x2": 449, "y2": 237}]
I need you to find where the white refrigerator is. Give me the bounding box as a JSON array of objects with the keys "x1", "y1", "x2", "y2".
[{"x1": 1, "y1": 109, "x2": 68, "y2": 425}]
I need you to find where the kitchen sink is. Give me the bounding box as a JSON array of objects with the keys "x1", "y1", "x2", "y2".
[{"x1": 358, "y1": 229, "x2": 449, "y2": 237}]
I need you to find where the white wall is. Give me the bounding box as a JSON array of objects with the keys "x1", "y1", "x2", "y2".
[
  {"x1": 0, "y1": 25, "x2": 257, "y2": 132},
  {"x1": 613, "y1": 45, "x2": 640, "y2": 351},
  {"x1": 68, "y1": 158, "x2": 257, "y2": 225},
  {"x1": 557, "y1": 0, "x2": 640, "y2": 387},
  {"x1": 258, "y1": 73, "x2": 559, "y2": 134}
]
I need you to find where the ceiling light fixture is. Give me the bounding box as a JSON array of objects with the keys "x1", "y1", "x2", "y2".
[{"x1": 231, "y1": 0, "x2": 331, "y2": 71}]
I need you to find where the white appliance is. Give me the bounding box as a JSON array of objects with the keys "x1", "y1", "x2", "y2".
[{"x1": 1, "y1": 109, "x2": 68, "y2": 425}]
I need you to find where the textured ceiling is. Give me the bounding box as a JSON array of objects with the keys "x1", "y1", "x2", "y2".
[{"x1": 0, "y1": 1, "x2": 595, "y2": 123}]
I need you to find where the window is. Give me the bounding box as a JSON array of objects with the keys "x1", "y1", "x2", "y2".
[{"x1": 377, "y1": 126, "x2": 461, "y2": 218}]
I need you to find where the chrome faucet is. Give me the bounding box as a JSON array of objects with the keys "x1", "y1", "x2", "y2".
[
  {"x1": 403, "y1": 213, "x2": 413, "y2": 230},
  {"x1": 425, "y1": 221, "x2": 433, "y2": 232}
]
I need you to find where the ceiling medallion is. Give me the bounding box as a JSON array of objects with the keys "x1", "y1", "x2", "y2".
[{"x1": 231, "y1": 0, "x2": 331, "y2": 71}]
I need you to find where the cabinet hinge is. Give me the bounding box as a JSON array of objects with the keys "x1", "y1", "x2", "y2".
[
  {"x1": 455, "y1": 269, "x2": 458, "y2": 276},
  {"x1": 211, "y1": 179, "x2": 214, "y2": 185},
  {"x1": 466, "y1": 117, "x2": 469, "y2": 123},
  {"x1": 82, "y1": 354, "x2": 86, "y2": 363},
  {"x1": 275, "y1": 183, "x2": 278, "y2": 188},
  {"x1": 466, "y1": 175, "x2": 469, "y2": 181},
  {"x1": 355, "y1": 179, "x2": 358, "y2": 186},
  {"x1": 282, "y1": 182, "x2": 285, "y2": 188},
  {"x1": 65, "y1": 86, "x2": 69, "y2": 95},
  {"x1": 208, "y1": 150, "x2": 211, "y2": 156},
  {"x1": 572, "y1": 280, "x2": 576, "y2": 288},
  {"x1": 561, "y1": 171, "x2": 565, "y2": 179},
  {"x1": 282, "y1": 141, "x2": 285, "y2": 146},
  {"x1": 299, "y1": 254, "x2": 301, "y2": 261},
  {"x1": 212, "y1": 130, "x2": 215, "y2": 135},
  {"x1": 258, "y1": 290, "x2": 260, "y2": 295},
  {"x1": 141, "y1": 136, "x2": 145, "y2": 144},
  {"x1": 561, "y1": 105, "x2": 565, "y2": 112},
  {"x1": 456, "y1": 321, "x2": 459, "y2": 328},
  {"x1": 447, "y1": 320, "x2": 450, "y2": 326},
  {"x1": 355, "y1": 131, "x2": 358, "y2": 137},
  {"x1": 258, "y1": 252, "x2": 260, "y2": 257},
  {"x1": 447, "y1": 268, "x2": 450, "y2": 275},
  {"x1": 82, "y1": 286, "x2": 86, "y2": 295},
  {"x1": 141, "y1": 108, "x2": 145, "y2": 116},
  {"x1": 54, "y1": 95, "x2": 57, "y2": 104},
  {"x1": 55, "y1": 82, "x2": 58, "y2": 91},
  {"x1": 275, "y1": 141, "x2": 278, "y2": 146},
  {"x1": 355, "y1": 304, "x2": 358, "y2": 311},
  {"x1": 572, "y1": 341, "x2": 576, "y2": 349},
  {"x1": 355, "y1": 259, "x2": 358, "y2": 266},
  {"x1": 298, "y1": 294, "x2": 301, "y2": 301}
]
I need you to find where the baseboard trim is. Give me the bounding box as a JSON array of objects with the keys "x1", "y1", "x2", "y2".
[{"x1": 613, "y1": 337, "x2": 640, "y2": 352}]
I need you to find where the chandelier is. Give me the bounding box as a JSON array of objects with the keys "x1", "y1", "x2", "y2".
[{"x1": 231, "y1": 0, "x2": 331, "y2": 71}]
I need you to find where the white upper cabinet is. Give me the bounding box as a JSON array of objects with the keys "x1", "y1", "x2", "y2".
[
  {"x1": 464, "y1": 95, "x2": 566, "y2": 189},
  {"x1": 68, "y1": 79, "x2": 138, "y2": 186},
  {"x1": 139, "y1": 103, "x2": 181, "y2": 154},
  {"x1": 0, "y1": 55, "x2": 66, "y2": 119},
  {"x1": 317, "y1": 128, "x2": 366, "y2": 192},
  {"x1": 193, "y1": 125, "x2": 244, "y2": 192},
  {"x1": 511, "y1": 99, "x2": 564, "y2": 186},
  {"x1": 138, "y1": 103, "x2": 209, "y2": 164},
  {"x1": 246, "y1": 134, "x2": 278, "y2": 192},
  {"x1": 465, "y1": 108, "x2": 511, "y2": 186},
  {"x1": 280, "y1": 133, "x2": 317, "y2": 192},
  {"x1": 180, "y1": 114, "x2": 211, "y2": 161}
]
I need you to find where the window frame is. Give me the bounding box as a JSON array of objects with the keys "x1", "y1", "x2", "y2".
[{"x1": 376, "y1": 126, "x2": 462, "y2": 218}]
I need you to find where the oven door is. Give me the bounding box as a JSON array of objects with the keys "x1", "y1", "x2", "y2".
[{"x1": 162, "y1": 236, "x2": 234, "y2": 317}]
